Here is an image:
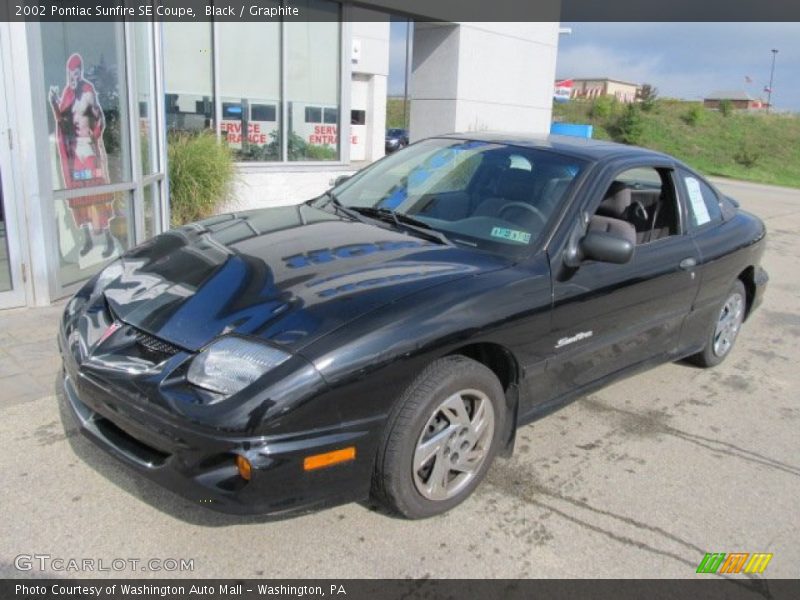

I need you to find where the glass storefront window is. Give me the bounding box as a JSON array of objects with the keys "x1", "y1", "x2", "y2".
[
  {"x1": 56, "y1": 190, "x2": 133, "y2": 287},
  {"x1": 218, "y1": 22, "x2": 281, "y2": 162},
  {"x1": 0, "y1": 171, "x2": 11, "y2": 292},
  {"x1": 286, "y1": 2, "x2": 341, "y2": 161},
  {"x1": 161, "y1": 13, "x2": 342, "y2": 163},
  {"x1": 40, "y1": 22, "x2": 139, "y2": 288},
  {"x1": 41, "y1": 22, "x2": 131, "y2": 189},
  {"x1": 143, "y1": 182, "x2": 159, "y2": 240},
  {"x1": 134, "y1": 22, "x2": 158, "y2": 176},
  {"x1": 163, "y1": 23, "x2": 214, "y2": 133}
]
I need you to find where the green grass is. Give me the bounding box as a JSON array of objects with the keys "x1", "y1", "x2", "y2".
[
  {"x1": 554, "y1": 99, "x2": 800, "y2": 188},
  {"x1": 386, "y1": 97, "x2": 409, "y2": 129}
]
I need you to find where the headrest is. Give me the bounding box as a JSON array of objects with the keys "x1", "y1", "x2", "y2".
[
  {"x1": 497, "y1": 169, "x2": 535, "y2": 203},
  {"x1": 597, "y1": 181, "x2": 632, "y2": 218}
]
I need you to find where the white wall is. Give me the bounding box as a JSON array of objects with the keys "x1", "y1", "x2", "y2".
[
  {"x1": 225, "y1": 168, "x2": 356, "y2": 212},
  {"x1": 351, "y1": 19, "x2": 389, "y2": 163},
  {"x1": 410, "y1": 22, "x2": 560, "y2": 140}
]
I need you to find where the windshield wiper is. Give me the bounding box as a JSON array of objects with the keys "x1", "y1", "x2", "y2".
[
  {"x1": 320, "y1": 191, "x2": 367, "y2": 223},
  {"x1": 350, "y1": 206, "x2": 452, "y2": 246}
]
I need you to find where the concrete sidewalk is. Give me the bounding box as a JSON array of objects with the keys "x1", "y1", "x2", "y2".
[{"x1": 0, "y1": 179, "x2": 798, "y2": 579}]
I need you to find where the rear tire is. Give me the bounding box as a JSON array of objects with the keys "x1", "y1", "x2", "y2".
[
  {"x1": 372, "y1": 356, "x2": 505, "y2": 519},
  {"x1": 689, "y1": 279, "x2": 746, "y2": 368}
]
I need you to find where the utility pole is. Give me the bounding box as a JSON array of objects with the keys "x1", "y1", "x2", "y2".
[{"x1": 767, "y1": 48, "x2": 778, "y2": 113}]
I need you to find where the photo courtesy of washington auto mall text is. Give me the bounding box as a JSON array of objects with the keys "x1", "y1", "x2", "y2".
[{"x1": 1, "y1": 0, "x2": 799, "y2": 598}]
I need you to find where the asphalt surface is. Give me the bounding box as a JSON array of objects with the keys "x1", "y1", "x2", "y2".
[{"x1": 1, "y1": 178, "x2": 798, "y2": 580}]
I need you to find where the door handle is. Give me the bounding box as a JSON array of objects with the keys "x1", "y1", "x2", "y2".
[{"x1": 679, "y1": 257, "x2": 697, "y2": 270}]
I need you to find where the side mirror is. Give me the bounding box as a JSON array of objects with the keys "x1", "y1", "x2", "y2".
[
  {"x1": 330, "y1": 174, "x2": 350, "y2": 188},
  {"x1": 579, "y1": 231, "x2": 634, "y2": 264}
]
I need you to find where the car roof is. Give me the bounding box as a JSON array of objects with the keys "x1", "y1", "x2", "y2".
[{"x1": 434, "y1": 132, "x2": 673, "y2": 163}]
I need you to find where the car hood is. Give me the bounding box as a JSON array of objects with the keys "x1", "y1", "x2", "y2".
[{"x1": 102, "y1": 204, "x2": 508, "y2": 353}]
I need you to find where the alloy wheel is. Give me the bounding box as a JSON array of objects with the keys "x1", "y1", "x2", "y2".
[
  {"x1": 412, "y1": 389, "x2": 495, "y2": 501},
  {"x1": 713, "y1": 292, "x2": 745, "y2": 357}
]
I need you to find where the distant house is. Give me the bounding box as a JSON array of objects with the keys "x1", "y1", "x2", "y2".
[
  {"x1": 703, "y1": 91, "x2": 766, "y2": 110},
  {"x1": 569, "y1": 78, "x2": 640, "y2": 103}
]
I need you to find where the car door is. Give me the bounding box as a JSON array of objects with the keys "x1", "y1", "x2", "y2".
[{"x1": 533, "y1": 161, "x2": 701, "y2": 404}]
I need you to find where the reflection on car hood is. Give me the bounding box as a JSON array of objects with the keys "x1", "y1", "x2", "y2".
[{"x1": 103, "y1": 204, "x2": 508, "y2": 352}]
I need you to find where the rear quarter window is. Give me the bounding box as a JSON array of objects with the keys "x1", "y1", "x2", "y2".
[{"x1": 681, "y1": 171, "x2": 722, "y2": 229}]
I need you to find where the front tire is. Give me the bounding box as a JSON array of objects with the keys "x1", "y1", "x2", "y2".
[
  {"x1": 372, "y1": 356, "x2": 505, "y2": 519},
  {"x1": 690, "y1": 279, "x2": 747, "y2": 368}
]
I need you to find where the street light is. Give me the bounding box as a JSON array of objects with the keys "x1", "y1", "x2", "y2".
[{"x1": 767, "y1": 49, "x2": 778, "y2": 113}]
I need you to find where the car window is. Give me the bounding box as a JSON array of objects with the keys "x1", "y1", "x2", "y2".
[
  {"x1": 509, "y1": 154, "x2": 532, "y2": 171},
  {"x1": 681, "y1": 171, "x2": 722, "y2": 228},
  {"x1": 592, "y1": 167, "x2": 680, "y2": 245},
  {"x1": 615, "y1": 167, "x2": 662, "y2": 187},
  {"x1": 333, "y1": 138, "x2": 587, "y2": 256}
]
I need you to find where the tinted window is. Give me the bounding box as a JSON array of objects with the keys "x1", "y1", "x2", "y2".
[
  {"x1": 351, "y1": 110, "x2": 366, "y2": 125},
  {"x1": 323, "y1": 107, "x2": 338, "y2": 124},
  {"x1": 251, "y1": 104, "x2": 276, "y2": 122},
  {"x1": 333, "y1": 138, "x2": 586, "y2": 256},
  {"x1": 304, "y1": 106, "x2": 322, "y2": 123}
]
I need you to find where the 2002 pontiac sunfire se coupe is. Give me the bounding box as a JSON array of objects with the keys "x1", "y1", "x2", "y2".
[{"x1": 60, "y1": 134, "x2": 767, "y2": 518}]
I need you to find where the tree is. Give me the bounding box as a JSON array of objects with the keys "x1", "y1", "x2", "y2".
[{"x1": 637, "y1": 84, "x2": 658, "y2": 112}]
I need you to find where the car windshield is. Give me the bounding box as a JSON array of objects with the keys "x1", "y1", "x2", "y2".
[
  {"x1": 387, "y1": 129, "x2": 405, "y2": 136},
  {"x1": 332, "y1": 138, "x2": 587, "y2": 255}
]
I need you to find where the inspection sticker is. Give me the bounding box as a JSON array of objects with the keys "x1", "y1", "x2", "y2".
[{"x1": 490, "y1": 227, "x2": 531, "y2": 244}]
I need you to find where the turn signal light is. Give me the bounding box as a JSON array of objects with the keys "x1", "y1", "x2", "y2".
[
  {"x1": 303, "y1": 447, "x2": 356, "y2": 471},
  {"x1": 235, "y1": 455, "x2": 252, "y2": 481}
]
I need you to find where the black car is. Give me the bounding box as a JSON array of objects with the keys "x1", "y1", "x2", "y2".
[
  {"x1": 385, "y1": 128, "x2": 409, "y2": 153},
  {"x1": 59, "y1": 134, "x2": 767, "y2": 519}
]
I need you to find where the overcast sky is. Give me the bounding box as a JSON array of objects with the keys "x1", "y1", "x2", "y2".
[{"x1": 389, "y1": 22, "x2": 799, "y2": 111}]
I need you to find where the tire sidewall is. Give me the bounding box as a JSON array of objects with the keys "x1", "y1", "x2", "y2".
[
  {"x1": 701, "y1": 280, "x2": 747, "y2": 367},
  {"x1": 381, "y1": 357, "x2": 506, "y2": 518}
]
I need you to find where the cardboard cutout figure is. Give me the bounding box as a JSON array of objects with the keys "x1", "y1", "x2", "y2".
[{"x1": 48, "y1": 53, "x2": 116, "y2": 258}]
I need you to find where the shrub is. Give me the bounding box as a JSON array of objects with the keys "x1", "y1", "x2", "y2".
[
  {"x1": 682, "y1": 105, "x2": 705, "y2": 126},
  {"x1": 719, "y1": 99, "x2": 733, "y2": 117},
  {"x1": 244, "y1": 130, "x2": 338, "y2": 162},
  {"x1": 614, "y1": 104, "x2": 644, "y2": 145},
  {"x1": 590, "y1": 95, "x2": 616, "y2": 120},
  {"x1": 167, "y1": 131, "x2": 236, "y2": 226},
  {"x1": 734, "y1": 144, "x2": 760, "y2": 168}
]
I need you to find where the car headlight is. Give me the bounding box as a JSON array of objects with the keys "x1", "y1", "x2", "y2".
[{"x1": 187, "y1": 337, "x2": 290, "y2": 396}]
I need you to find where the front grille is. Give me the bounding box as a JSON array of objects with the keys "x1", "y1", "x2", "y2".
[{"x1": 134, "y1": 329, "x2": 182, "y2": 363}]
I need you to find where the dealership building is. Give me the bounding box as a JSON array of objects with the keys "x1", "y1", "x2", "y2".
[{"x1": 0, "y1": 6, "x2": 559, "y2": 308}]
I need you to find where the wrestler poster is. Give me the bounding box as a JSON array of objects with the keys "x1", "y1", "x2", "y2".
[{"x1": 48, "y1": 52, "x2": 119, "y2": 263}]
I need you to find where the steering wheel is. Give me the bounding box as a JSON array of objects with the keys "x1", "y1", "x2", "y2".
[{"x1": 498, "y1": 201, "x2": 548, "y2": 228}]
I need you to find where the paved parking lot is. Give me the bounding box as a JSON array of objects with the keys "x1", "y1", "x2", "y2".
[{"x1": 1, "y1": 178, "x2": 798, "y2": 579}]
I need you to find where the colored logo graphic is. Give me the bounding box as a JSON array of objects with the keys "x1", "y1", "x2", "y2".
[{"x1": 696, "y1": 552, "x2": 773, "y2": 574}]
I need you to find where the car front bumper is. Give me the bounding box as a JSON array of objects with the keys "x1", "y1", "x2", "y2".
[{"x1": 58, "y1": 331, "x2": 374, "y2": 516}]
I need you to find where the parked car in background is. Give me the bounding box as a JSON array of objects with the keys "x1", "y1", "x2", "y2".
[
  {"x1": 385, "y1": 128, "x2": 409, "y2": 153},
  {"x1": 59, "y1": 134, "x2": 767, "y2": 519}
]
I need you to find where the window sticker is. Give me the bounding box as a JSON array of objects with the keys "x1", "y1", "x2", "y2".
[
  {"x1": 490, "y1": 227, "x2": 531, "y2": 244},
  {"x1": 685, "y1": 176, "x2": 711, "y2": 226}
]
